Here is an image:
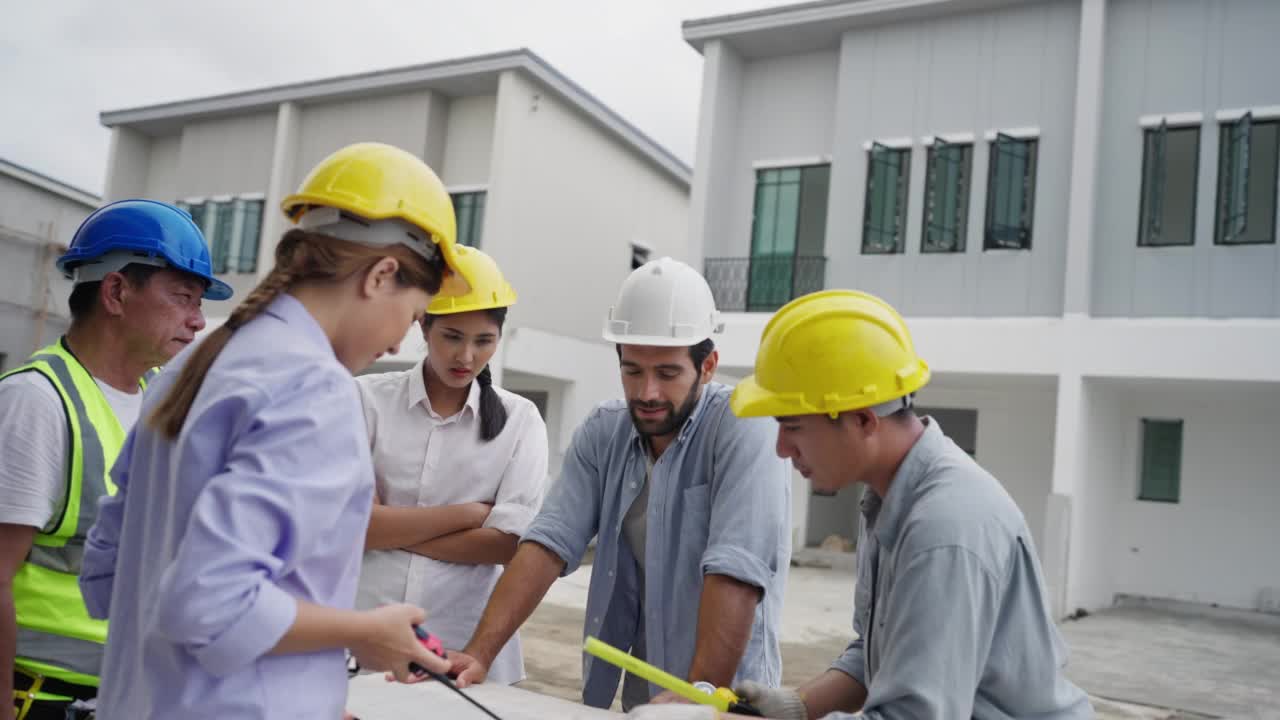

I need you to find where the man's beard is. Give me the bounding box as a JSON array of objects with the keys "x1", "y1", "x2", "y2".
[{"x1": 629, "y1": 382, "x2": 701, "y2": 438}]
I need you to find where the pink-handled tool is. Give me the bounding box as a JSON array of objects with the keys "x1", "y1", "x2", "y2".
[{"x1": 408, "y1": 626, "x2": 502, "y2": 720}]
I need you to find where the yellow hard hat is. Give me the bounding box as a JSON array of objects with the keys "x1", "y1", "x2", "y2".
[
  {"x1": 281, "y1": 142, "x2": 473, "y2": 297},
  {"x1": 731, "y1": 290, "x2": 931, "y2": 419},
  {"x1": 426, "y1": 246, "x2": 517, "y2": 314}
]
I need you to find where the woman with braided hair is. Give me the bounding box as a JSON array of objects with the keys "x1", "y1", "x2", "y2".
[
  {"x1": 356, "y1": 246, "x2": 548, "y2": 686},
  {"x1": 76, "y1": 143, "x2": 478, "y2": 719}
]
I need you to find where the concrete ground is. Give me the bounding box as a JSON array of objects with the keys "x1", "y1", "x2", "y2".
[
  {"x1": 512, "y1": 559, "x2": 1279, "y2": 719},
  {"x1": 1059, "y1": 604, "x2": 1280, "y2": 719}
]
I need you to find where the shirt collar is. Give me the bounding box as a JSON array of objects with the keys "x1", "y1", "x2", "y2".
[
  {"x1": 407, "y1": 357, "x2": 481, "y2": 420},
  {"x1": 867, "y1": 417, "x2": 946, "y2": 550},
  {"x1": 263, "y1": 294, "x2": 336, "y2": 360},
  {"x1": 627, "y1": 381, "x2": 717, "y2": 454}
]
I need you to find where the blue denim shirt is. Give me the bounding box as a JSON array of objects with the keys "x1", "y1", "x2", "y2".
[{"x1": 522, "y1": 382, "x2": 791, "y2": 708}]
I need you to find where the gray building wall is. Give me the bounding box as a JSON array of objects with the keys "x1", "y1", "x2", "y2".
[
  {"x1": 703, "y1": 0, "x2": 1081, "y2": 317},
  {"x1": 832, "y1": 0, "x2": 1078, "y2": 317},
  {"x1": 441, "y1": 94, "x2": 497, "y2": 188},
  {"x1": 701, "y1": 49, "x2": 837, "y2": 261},
  {"x1": 104, "y1": 126, "x2": 152, "y2": 201},
  {"x1": 689, "y1": 40, "x2": 746, "y2": 265},
  {"x1": 100, "y1": 67, "x2": 689, "y2": 337},
  {"x1": 0, "y1": 173, "x2": 91, "y2": 368},
  {"x1": 145, "y1": 135, "x2": 181, "y2": 200},
  {"x1": 1092, "y1": 0, "x2": 1280, "y2": 318},
  {"x1": 293, "y1": 91, "x2": 443, "y2": 189},
  {"x1": 176, "y1": 111, "x2": 276, "y2": 198},
  {"x1": 483, "y1": 70, "x2": 690, "y2": 344}
]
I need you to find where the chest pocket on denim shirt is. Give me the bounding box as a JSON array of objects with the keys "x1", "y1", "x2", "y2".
[
  {"x1": 675, "y1": 484, "x2": 712, "y2": 582},
  {"x1": 682, "y1": 483, "x2": 711, "y2": 534}
]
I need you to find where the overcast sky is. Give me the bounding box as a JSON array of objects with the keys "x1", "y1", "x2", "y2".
[{"x1": 1, "y1": 0, "x2": 792, "y2": 196}]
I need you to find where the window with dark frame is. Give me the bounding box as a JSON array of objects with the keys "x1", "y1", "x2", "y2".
[
  {"x1": 748, "y1": 164, "x2": 830, "y2": 311},
  {"x1": 235, "y1": 198, "x2": 264, "y2": 274},
  {"x1": 984, "y1": 134, "x2": 1038, "y2": 250},
  {"x1": 210, "y1": 201, "x2": 235, "y2": 274},
  {"x1": 1215, "y1": 112, "x2": 1279, "y2": 246},
  {"x1": 1139, "y1": 121, "x2": 1200, "y2": 247},
  {"x1": 922, "y1": 140, "x2": 973, "y2": 253},
  {"x1": 177, "y1": 198, "x2": 263, "y2": 275},
  {"x1": 179, "y1": 201, "x2": 208, "y2": 234},
  {"x1": 1139, "y1": 419, "x2": 1183, "y2": 503},
  {"x1": 451, "y1": 191, "x2": 487, "y2": 248},
  {"x1": 863, "y1": 143, "x2": 911, "y2": 254}
]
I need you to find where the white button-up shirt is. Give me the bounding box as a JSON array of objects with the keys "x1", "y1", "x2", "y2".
[{"x1": 354, "y1": 360, "x2": 549, "y2": 684}]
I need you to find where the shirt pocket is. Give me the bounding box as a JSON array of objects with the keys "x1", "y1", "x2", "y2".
[
  {"x1": 682, "y1": 483, "x2": 711, "y2": 527},
  {"x1": 375, "y1": 443, "x2": 430, "y2": 506},
  {"x1": 675, "y1": 484, "x2": 713, "y2": 582}
]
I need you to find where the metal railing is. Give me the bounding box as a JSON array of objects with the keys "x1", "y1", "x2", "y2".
[{"x1": 704, "y1": 255, "x2": 827, "y2": 313}]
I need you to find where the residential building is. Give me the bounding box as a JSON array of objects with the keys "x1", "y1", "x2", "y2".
[
  {"x1": 684, "y1": 0, "x2": 1280, "y2": 617},
  {"x1": 99, "y1": 49, "x2": 691, "y2": 480},
  {"x1": 0, "y1": 158, "x2": 98, "y2": 370}
]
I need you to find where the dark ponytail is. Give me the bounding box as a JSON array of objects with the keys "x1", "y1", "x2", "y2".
[{"x1": 475, "y1": 364, "x2": 508, "y2": 442}]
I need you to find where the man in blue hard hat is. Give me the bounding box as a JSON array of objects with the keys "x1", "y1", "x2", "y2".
[{"x1": 0, "y1": 200, "x2": 231, "y2": 720}]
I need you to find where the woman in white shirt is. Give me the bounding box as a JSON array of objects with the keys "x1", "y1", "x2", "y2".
[{"x1": 356, "y1": 246, "x2": 548, "y2": 685}]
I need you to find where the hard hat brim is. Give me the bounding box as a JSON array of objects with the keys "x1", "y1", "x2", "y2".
[
  {"x1": 203, "y1": 276, "x2": 234, "y2": 301},
  {"x1": 730, "y1": 374, "x2": 812, "y2": 418},
  {"x1": 427, "y1": 286, "x2": 518, "y2": 315},
  {"x1": 601, "y1": 330, "x2": 714, "y2": 347}
]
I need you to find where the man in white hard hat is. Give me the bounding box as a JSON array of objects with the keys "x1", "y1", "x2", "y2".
[{"x1": 447, "y1": 257, "x2": 792, "y2": 710}]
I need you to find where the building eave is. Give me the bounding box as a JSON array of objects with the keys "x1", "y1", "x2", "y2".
[{"x1": 100, "y1": 48, "x2": 690, "y2": 188}]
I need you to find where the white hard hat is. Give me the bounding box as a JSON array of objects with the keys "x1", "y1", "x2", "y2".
[{"x1": 603, "y1": 257, "x2": 724, "y2": 346}]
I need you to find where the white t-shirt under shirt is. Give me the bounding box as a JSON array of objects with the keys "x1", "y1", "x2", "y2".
[{"x1": 0, "y1": 371, "x2": 144, "y2": 531}]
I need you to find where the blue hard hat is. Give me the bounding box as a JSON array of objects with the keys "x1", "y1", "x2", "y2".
[{"x1": 56, "y1": 199, "x2": 233, "y2": 301}]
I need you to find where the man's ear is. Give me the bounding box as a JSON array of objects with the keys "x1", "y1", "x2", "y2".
[
  {"x1": 98, "y1": 272, "x2": 129, "y2": 318},
  {"x1": 700, "y1": 349, "x2": 719, "y2": 384},
  {"x1": 845, "y1": 408, "x2": 880, "y2": 436}
]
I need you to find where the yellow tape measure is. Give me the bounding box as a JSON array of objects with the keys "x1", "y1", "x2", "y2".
[{"x1": 582, "y1": 636, "x2": 761, "y2": 715}]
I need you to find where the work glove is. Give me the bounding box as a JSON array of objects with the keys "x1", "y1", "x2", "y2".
[{"x1": 735, "y1": 680, "x2": 807, "y2": 720}]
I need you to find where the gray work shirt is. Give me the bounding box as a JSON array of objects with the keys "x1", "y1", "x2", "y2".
[
  {"x1": 621, "y1": 454, "x2": 652, "y2": 710},
  {"x1": 828, "y1": 419, "x2": 1093, "y2": 719},
  {"x1": 522, "y1": 382, "x2": 792, "y2": 709}
]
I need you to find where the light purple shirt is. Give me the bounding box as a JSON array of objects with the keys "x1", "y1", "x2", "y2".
[{"x1": 79, "y1": 294, "x2": 375, "y2": 719}]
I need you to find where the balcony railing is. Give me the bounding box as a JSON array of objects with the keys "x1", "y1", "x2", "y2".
[{"x1": 704, "y1": 255, "x2": 827, "y2": 313}]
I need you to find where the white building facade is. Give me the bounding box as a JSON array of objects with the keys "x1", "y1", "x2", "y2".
[
  {"x1": 0, "y1": 159, "x2": 98, "y2": 371},
  {"x1": 99, "y1": 49, "x2": 692, "y2": 482},
  {"x1": 684, "y1": 0, "x2": 1280, "y2": 617}
]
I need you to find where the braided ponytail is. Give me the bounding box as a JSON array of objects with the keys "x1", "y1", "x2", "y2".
[
  {"x1": 475, "y1": 364, "x2": 509, "y2": 442},
  {"x1": 148, "y1": 229, "x2": 445, "y2": 439}
]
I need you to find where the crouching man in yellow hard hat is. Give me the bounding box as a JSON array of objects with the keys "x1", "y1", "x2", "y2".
[{"x1": 728, "y1": 290, "x2": 1093, "y2": 720}]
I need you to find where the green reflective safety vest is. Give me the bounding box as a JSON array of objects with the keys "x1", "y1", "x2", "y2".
[{"x1": 1, "y1": 339, "x2": 153, "y2": 688}]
